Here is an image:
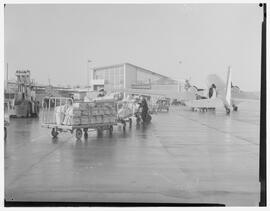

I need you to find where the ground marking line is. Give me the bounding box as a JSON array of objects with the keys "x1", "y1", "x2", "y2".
[
  {"x1": 7, "y1": 136, "x2": 73, "y2": 187},
  {"x1": 176, "y1": 113, "x2": 259, "y2": 146},
  {"x1": 150, "y1": 124, "x2": 197, "y2": 184},
  {"x1": 5, "y1": 134, "x2": 49, "y2": 151}
]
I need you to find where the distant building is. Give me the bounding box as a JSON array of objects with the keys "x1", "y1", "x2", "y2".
[
  {"x1": 91, "y1": 63, "x2": 179, "y2": 92},
  {"x1": 91, "y1": 79, "x2": 105, "y2": 91}
]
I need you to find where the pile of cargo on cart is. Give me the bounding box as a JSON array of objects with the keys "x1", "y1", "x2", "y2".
[
  {"x1": 41, "y1": 97, "x2": 118, "y2": 139},
  {"x1": 40, "y1": 94, "x2": 154, "y2": 139},
  {"x1": 117, "y1": 100, "x2": 134, "y2": 129},
  {"x1": 3, "y1": 91, "x2": 171, "y2": 141}
]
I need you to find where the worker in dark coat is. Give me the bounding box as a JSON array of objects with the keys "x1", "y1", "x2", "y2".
[
  {"x1": 209, "y1": 84, "x2": 217, "y2": 99},
  {"x1": 139, "y1": 98, "x2": 149, "y2": 123}
]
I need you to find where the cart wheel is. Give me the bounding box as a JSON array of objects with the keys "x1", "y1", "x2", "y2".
[
  {"x1": 75, "y1": 128, "x2": 83, "y2": 139},
  {"x1": 83, "y1": 128, "x2": 88, "y2": 138},
  {"x1": 4, "y1": 127, "x2": 7, "y2": 141},
  {"x1": 129, "y1": 118, "x2": 132, "y2": 127},
  {"x1": 109, "y1": 125, "x2": 113, "y2": 134},
  {"x1": 51, "y1": 128, "x2": 58, "y2": 138}
]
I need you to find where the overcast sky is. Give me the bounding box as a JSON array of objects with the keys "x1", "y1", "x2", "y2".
[{"x1": 5, "y1": 4, "x2": 262, "y2": 91}]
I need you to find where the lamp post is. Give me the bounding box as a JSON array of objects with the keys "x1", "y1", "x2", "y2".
[
  {"x1": 178, "y1": 60, "x2": 182, "y2": 92},
  {"x1": 87, "y1": 60, "x2": 92, "y2": 91}
]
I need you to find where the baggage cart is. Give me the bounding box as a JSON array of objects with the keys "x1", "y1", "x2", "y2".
[
  {"x1": 40, "y1": 97, "x2": 117, "y2": 139},
  {"x1": 116, "y1": 101, "x2": 134, "y2": 130},
  {"x1": 156, "y1": 98, "x2": 170, "y2": 112},
  {"x1": 117, "y1": 115, "x2": 133, "y2": 130}
]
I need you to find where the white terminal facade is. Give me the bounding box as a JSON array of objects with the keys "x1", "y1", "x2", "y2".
[{"x1": 90, "y1": 63, "x2": 182, "y2": 92}]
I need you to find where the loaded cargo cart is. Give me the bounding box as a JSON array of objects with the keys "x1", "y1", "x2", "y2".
[
  {"x1": 40, "y1": 97, "x2": 118, "y2": 139},
  {"x1": 156, "y1": 97, "x2": 170, "y2": 112},
  {"x1": 116, "y1": 100, "x2": 134, "y2": 130}
]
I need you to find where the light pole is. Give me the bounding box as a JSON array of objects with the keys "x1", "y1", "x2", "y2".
[
  {"x1": 87, "y1": 60, "x2": 92, "y2": 91},
  {"x1": 178, "y1": 60, "x2": 182, "y2": 92}
]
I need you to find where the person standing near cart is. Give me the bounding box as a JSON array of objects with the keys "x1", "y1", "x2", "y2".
[
  {"x1": 62, "y1": 99, "x2": 74, "y2": 125},
  {"x1": 139, "y1": 98, "x2": 149, "y2": 123},
  {"x1": 209, "y1": 84, "x2": 217, "y2": 99}
]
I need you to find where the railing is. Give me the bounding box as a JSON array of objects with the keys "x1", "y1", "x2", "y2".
[{"x1": 41, "y1": 97, "x2": 73, "y2": 125}]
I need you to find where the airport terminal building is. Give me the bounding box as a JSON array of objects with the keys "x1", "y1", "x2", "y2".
[{"x1": 91, "y1": 63, "x2": 180, "y2": 92}]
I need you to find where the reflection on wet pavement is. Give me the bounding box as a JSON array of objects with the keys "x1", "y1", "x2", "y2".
[{"x1": 5, "y1": 103, "x2": 260, "y2": 206}]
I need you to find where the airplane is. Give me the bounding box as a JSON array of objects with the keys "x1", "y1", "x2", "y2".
[
  {"x1": 184, "y1": 66, "x2": 260, "y2": 114},
  {"x1": 110, "y1": 66, "x2": 259, "y2": 114},
  {"x1": 206, "y1": 74, "x2": 260, "y2": 111}
]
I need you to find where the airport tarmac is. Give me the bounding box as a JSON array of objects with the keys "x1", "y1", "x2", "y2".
[{"x1": 5, "y1": 103, "x2": 260, "y2": 206}]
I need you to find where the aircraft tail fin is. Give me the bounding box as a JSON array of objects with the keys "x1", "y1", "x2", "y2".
[{"x1": 224, "y1": 66, "x2": 232, "y2": 107}]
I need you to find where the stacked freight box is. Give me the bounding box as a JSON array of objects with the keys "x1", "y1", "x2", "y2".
[{"x1": 69, "y1": 99, "x2": 117, "y2": 126}]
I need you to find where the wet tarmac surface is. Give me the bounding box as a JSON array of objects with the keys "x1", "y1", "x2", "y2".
[{"x1": 5, "y1": 103, "x2": 260, "y2": 206}]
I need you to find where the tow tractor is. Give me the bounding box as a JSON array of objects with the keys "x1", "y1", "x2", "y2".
[
  {"x1": 135, "y1": 107, "x2": 152, "y2": 124},
  {"x1": 13, "y1": 70, "x2": 39, "y2": 118}
]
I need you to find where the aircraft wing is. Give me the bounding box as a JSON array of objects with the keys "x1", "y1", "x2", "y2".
[
  {"x1": 112, "y1": 88, "x2": 196, "y2": 100},
  {"x1": 119, "y1": 88, "x2": 168, "y2": 96},
  {"x1": 231, "y1": 91, "x2": 260, "y2": 105},
  {"x1": 232, "y1": 97, "x2": 260, "y2": 105}
]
